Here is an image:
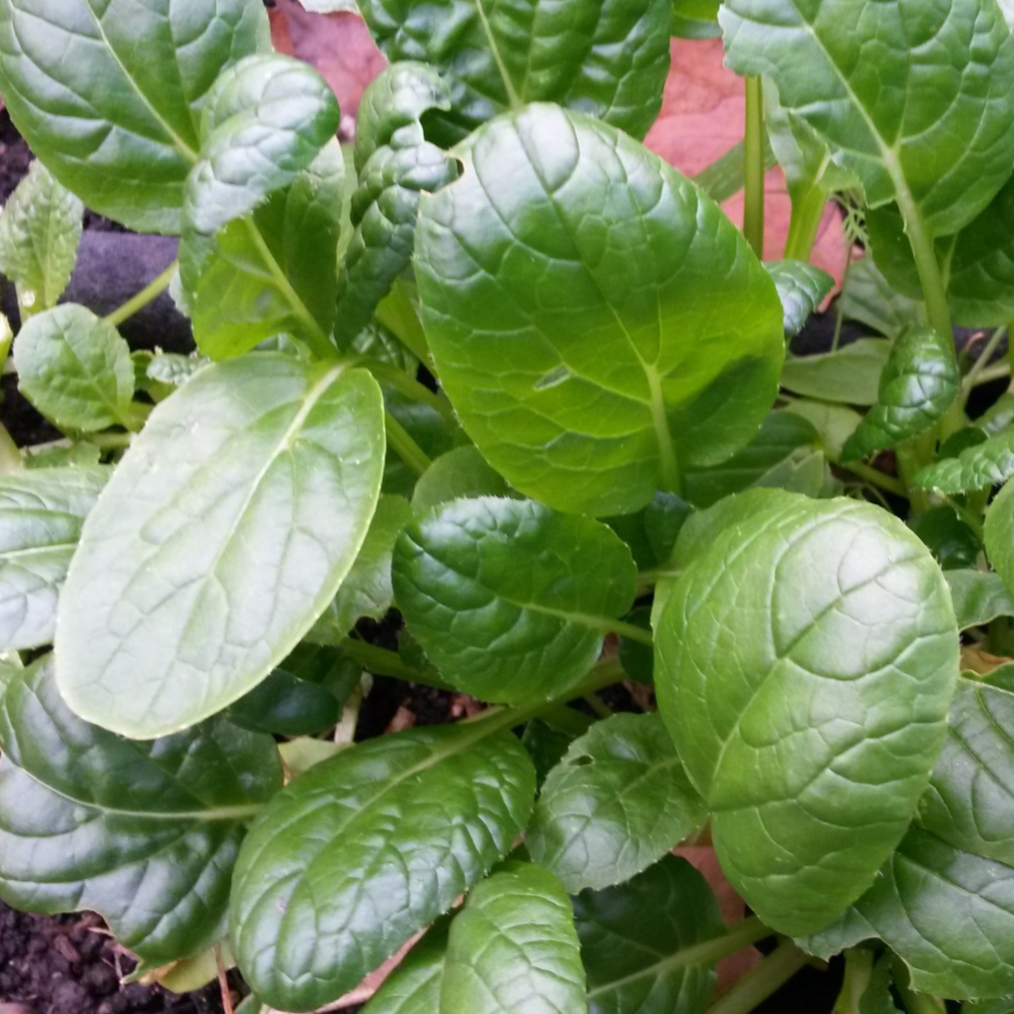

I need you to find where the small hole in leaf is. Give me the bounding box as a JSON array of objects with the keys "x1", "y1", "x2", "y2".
[
  {"x1": 571, "y1": 755, "x2": 593, "y2": 767},
  {"x1": 535, "y1": 365, "x2": 570, "y2": 391}
]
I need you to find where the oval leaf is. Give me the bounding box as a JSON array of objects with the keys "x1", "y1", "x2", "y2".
[
  {"x1": 945, "y1": 570, "x2": 1014, "y2": 631},
  {"x1": 441, "y1": 860, "x2": 587, "y2": 1014},
  {"x1": 415, "y1": 105, "x2": 785, "y2": 516},
  {"x1": 55, "y1": 354, "x2": 385, "y2": 739},
  {"x1": 0, "y1": 465, "x2": 108, "y2": 650},
  {"x1": 230, "y1": 722, "x2": 536, "y2": 1012},
  {"x1": 0, "y1": 656, "x2": 282, "y2": 964},
  {"x1": 655, "y1": 492, "x2": 959, "y2": 936},
  {"x1": 411, "y1": 446, "x2": 514, "y2": 512},
  {"x1": 0, "y1": 0, "x2": 269, "y2": 232},
  {"x1": 527, "y1": 713, "x2": 705, "y2": 893},
  {"x1": 392, "y1": 497, "x2": 638, "y2": 704},
  {"x1": 914, "y1": 428, "x2": 1014, "y2": 494}
]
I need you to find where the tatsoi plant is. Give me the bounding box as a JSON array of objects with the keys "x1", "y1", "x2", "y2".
[{"x1": 3, "y1": 0, "x2": 1014, "y2": 1012}]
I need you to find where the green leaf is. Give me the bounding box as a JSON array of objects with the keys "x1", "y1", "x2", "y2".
[
  {"x1": 180, "y1": 139, "x2": 346, "y2": 360},
  {"x1": 441, "y1": 860, "x2": 587, "y2": 1014},
  {"x1": 842, "y1": 328, "x2": 960, "y2": 461},
  {"x1": 361, "y1": 919, "x2": 451, "y2": 1014},
  {"x1": 781, "y1": 339, "x2": 892, "y2": 407},
  {"x1": 840, "y1": 258, "x2": 925, "y2": 340},
  {"x1": 522, "y1": 717, "x2": 589, "y2": 789},
  {"x1": 721, "y1": 0, "x2": 1014, "y2": 237},
  {"x1": 392, "y1": 497, "x2": 638, "y2": 705},
  {"x1": 415, "y1": 105, "x2": 785, "y2": 517},
  {"x1": 54, "y1": 354, "x2": 385, "y2": 739},
  {"x1": 684, "y1": 410, "x2": 824, "y2": 508},
  {"x1": 655, "y1": 492, "x2": 959, "y2": 936},
  {"x1": 573, "y1": 855, "x2": 725, "y2": 1014},
  {"x1": 618, "y1": 606, "x2": 654, "y2": 685},
  {"x1": 946, "y1": 570, "x2": 1014, "y2": 630},
  {"x1": 0, "y1": 465, "x2": 108, "y2": 651},
  {"x1": 782, "y1": 400, "x2": 864, "y2": 464},
  {"x1": 307, "y1": 494, "x2": 412, "y2": 645},
  {"x1": 184, "y1": 54, "x2": 339, "y2": 236},
  {"x1": 14, "y1": 304, "x2": 135, "y2": 432},
  {"x1": 764, "y1": 260, "x2": 834, "y2": 340},
  {"x1": 671, "y1": 0, "x2": 721, "y2": 39},
  {"x1": 914, "y1": 429, "x2": 1014, "y2": 494},
  {"x1": 0, "y1": 656, "x2": 282, "y2": 964},
  {"x1": 357, "y1": 0, "x2": 671, "y2": 144},
  {"x1": 806, "y1": 678, "x2": 1014, "y2": 999},
  {"x1": 986, "y1": 480, "x2": 1014, "y2": 599},
  {"x1": 226, "y1": 668, "x2": 341, "y2": 737},
  {"x1": 0, "y1": 160, "x2": 82, "y2": 316},
  {"x1": 527, "y1": 713, "x2": 705, "y2": 892},
  {"x1": 230, "y1": 722, "x2": 536, "y2": 1012},
  {"x1": 0, "y1": 0, "x2": 269, "y2": 233},
  {"x1": 911, "y1": 507, "x2": 981, "y2": 571},
  {"x1": 333, "y1": 63, "x2": 458, "y2": 345},
  {"x1": 411, "y1": 446, "x2": 513, "y2": 512}
]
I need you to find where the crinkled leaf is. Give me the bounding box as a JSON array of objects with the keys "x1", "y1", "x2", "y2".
[
  {"x1": 55, "y1": 354, "x2": 385, "y2": 739},
  {"x1": 180, "y1": 140, "x2": 345, "y2": 359},
  {"x1": 842, "y1": 327, "x2": 959, "y2": 461},
  {"x1": 574, "y1": 855, "x2": 725, "y2": 1014},
  {"x1": 527, "y1": 714, "x2": 705, "y2": 893},
  {"x1": 721, "y1": 0, "x2": 1014, "y2": 237},
  {"x1": 946, "y1": 570, "x2": 1014, "y2": 630},
  {"x1": 441, "y1": 860, "x2": 587, "y2": 1014},
  {"x1": 307, "y1": 495, "x2": 412, "y2": 645},
  {"x1": 0, "y1": 160, "x2": 82, "y2": 316},
  {"x1": 655, "y1": 491, "x2": 959, "y2": 936},
  {"x1": 0, "y1": 0, "x2": 269, "y2": 233},
  {"x1": 361, "y1": 919, "x2": 451, "y2": 1014},
  {"x1": 392, "y1": 497, "x2": 637, "y2": 704},
  {"x1": 184, "y1": 54, "x2": 339, "y2": 236},
  {"x1": 412, "y1": 446, "x2": 513, "y2": 512},
  {"x1": 333, "y1": 63, "x2": 457, "y2": 345},
  {"x1": 806, "y1": 678, "x2": 1014, "y2": 999},
  {"x1": 145, "y1": 352, "x2": 210, "y2": 389},
  {"x1": 230, "y1": 722, "x2": 536, "y2": 1012},
  {"x1": 358, "y1": 0, "x2": 671, "y2": 144},
  {"x1": 764, "y1": 260, "x2": 834, "y2": 339},
  {"x1": 781, "y1": 339, "x2": 892, "y2": 407},
  {"x1": 914, "y1": 429, "x2": 1014, "y2": 494},
  {"x1": 416, "y1": 105, "x2": 785, "y2": 517},
  {"x1": 0, "y1": 657, "x2": 282, "y2": 964},
  {"x1": 986, "y1": 480, "x2": 1014, "y2": 599},
  {"x1": 840, "y1": 258, "x2": 925, "y2": 340},
  {"x1": 14, "y1": 304, "x2": 135, "y2": 432},
  {"x1": 0, "y1": 465, "x2": 108, "y2": 651}
]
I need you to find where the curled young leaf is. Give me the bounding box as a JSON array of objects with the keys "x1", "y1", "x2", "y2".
[
  {"x1": 842, "y1": 327, "x2": 960, "y2": 461},
  {"x1": 764, "y1": 260, "x2": 834, "y2": 340},
  {"x1": 914, "y1": 429, "x2": 1014, "y2": 494},
  {"x1": 655, "y1": 491, "x2": 959, "y2": 936}
]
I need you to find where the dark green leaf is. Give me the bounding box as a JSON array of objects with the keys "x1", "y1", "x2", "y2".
[
  {"x1": 0, "y1": 465, "x2": 108, "y2": 650},
  {"x1": 655, "y1": 491, "x2": 959, "y2": 936},
  {"x1": 226, "y1": 668, "x2": 341, "y2": 736},
  {"x1": 764, "y1": 260, "x2": 834, "y2": 339},
  {"x1": 0, "y1": 657, "x2": 281, "y2": 964},
  {"x1": 781, "y1": 339, "x2": 892, "y2": 407},
  {"x1": 55, "y1": 355, "x2": 385, "y2": 739},
  {"x1": 843, "y1": 328, "x2": 960, "y2": 461},
  {"x1": 522, "y1": 718, "x2": 586, "y2": 789},
  {"x1": 946, "y1": 570, "x2": 1014, "y2": 630},
  {"x1": 618, "y1": 606, "x2": 654, "y2": 684},
  {"x1": 441, "y1": 860, "x2": 587, "y2": 1013},
  {"x1": 644, "y1": 491, "x2": 694, "y2": 564},
  {"x1": 358, "y1": 0, "x2": 671, "y2": 143},
  {"x1": 411, "y1": 446, "x2": 514, "y2": 513},
  {"x1": 0, "y1": 160, "x2": 82, "y2": 316},
  {"x1": 0, "y1": 0, "x2": 269, "y2": 232},
  {"x1": 333, "y1": 62, "x2": 457, "y2": 345},
  {"x1": 14, "y1": 305, "x2": 135, "y2": 432},
  {"x1": 527, "y1": 714, "x2": 705, "y2": 892},
  {"x1": 392, "y1": 497, "x2": 638, "y2": 704},
  {"x1": 986, "y1": 480, "x2": 1014, "y2": 598},
  {"x1": 415, "y1": 105, "x2": 784, "y2": 516},
  {"x1": 574, "y1": 855, "x2": 725, "y2": 1014},
  {"x1": 911, "y1": 507, "x2": 981, "y2": 571},
  {"x1": 360, "y1": 919, "x2": 451, "y2": 1014},
  {"x1": 230, "y1": 722, "x2": 536, "y2": 1012},
  {"x1": 914, "y1": 429, "x2": 1014, "y2": 494}
]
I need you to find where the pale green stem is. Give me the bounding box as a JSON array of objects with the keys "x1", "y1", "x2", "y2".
[
  {"x1": 961, "y1": 325, "x2": 1008, "y2": 406},
  {"x1": 384, "y1": 411, "x2": 432, "y2": 476},
  {"x1": 833, "y1": 949, "x2": 873, "y2": 1014},
  {"x1": 583, "y1": 694, "x2": 614, "y2": 719},
  {"x1": 104, "y1": 261, "x2": 178, "y2": 328},
  {"x1": 375, "y1": 280, "x2": 431, "y2": 365},
  {"x1": 0, "y1": 422, "x2": 22, "y2": 475},
  {"x1": 743, "y1": 77, "x2": 766, "y2": 259},
  {"x1": 896, "y1": 440, "x2": 931, "y2": 514},
  {"x1": 783, "y1": 185, "x2": 828, "y2": 262},
  {"x1": 831, "y1": 254, "x2": 854, "y2": 353},
  {"x1": 969, "y1": 361, "x2": 1011, "y2": 388},
  {"x1": 608, "y1": 618, "x2": 654, "y2": 646},
  {"x1": 358, "y1": 357, "x2": 456, "y2": 424},
  {"x1": 839, "y1": 461, "x2": 906, "y2": 498},
  {"x1": 338, "y1": 638, "x2": 451, "y2": 690},
  {"x1": 893, "y1": 961, "x2": 945, "y2": 1014},
  {"x1": 706, "y1": 940, "x2": 810, "y2": 1014}
]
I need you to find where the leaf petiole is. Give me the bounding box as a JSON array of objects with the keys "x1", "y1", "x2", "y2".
[
  {"x1": 706, "y1": 939, "x2": 810, "y2": 1014},
  {"x1": 743, "y1": 77, "x2": 766, "y2": 259},
  {"x1": 104, "y1": 260, "x2": 178, "y2": 328},
  {"x1": 384, "y1": 411, "x2": 432, "y2": 476}
]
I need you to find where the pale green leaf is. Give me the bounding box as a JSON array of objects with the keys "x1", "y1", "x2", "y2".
[
  {"x1": 915, "y1": 429, "x2": 1014, "y2": 494},
  {"x1": 781, "y1": 339, "x2": 891, "y2": 407},
  {"x1": 411, "y1": 446, "x2": 513, "y2": 512},
  {"x1": 945, "y1": 570, "x2": 1014, "y2": 630}
]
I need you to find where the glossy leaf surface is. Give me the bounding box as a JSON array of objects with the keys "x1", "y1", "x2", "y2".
[
  {"x1": 393, "y1": 497, "x2": 637, "y2": 704},
  {"x1": 441, "y1": 861, "x2": 587, "y2": 1014},
  {"x1": 764, "y1": 260, "x2": 833, "y2": 339},
  {"x1": 55, "y1": 354, "x2": 385, "y2": 738},
  {"x1": 412, "y1": 446, "x2": 513, "y2": 512},
  {"x1": 0, "y1": 160, "x2": 82, "y2": 316},
  {"x1": 0, "y1": 657, "x2": 281, "y2": 964},
  {"x1": 14, "y1": 305, "x2": 135, "y2": 432},
  {"x1": 0, "y1": 0, "x2": 269, "y2": 232},
  {"x1": 527, "y1": 713, "x2": 705, "y2": 893},
  {"x1": 230, "y1": 722, "x2": 536, "y2": 1012},
  {"x1": 574, "y1": 855, "x2": 725, "y2": 1014},
  {"x1": 842, "y1": 327, "x2": 959, "y2": 460},
  {"x1": 357, "y1": 0, "x2": 671, "y2": 143},
  {"x1": 415, "y1": 105, "x2": 784, "y2": 516},
  {"x1": 0, "y1": 466, "x2": 107, "y2": 651},
  {"x1": 655, "y1": 492, "x2": 959, "y2": 936},
  {"x1": 914, "y1": 429, "x2": 1014, "y2": 494},
  {"x1": 721, "y1": 0, "x2": 1014, "y2": 236},
  {"x1": 361, "y1": 920, "x2": 451, "y2": 1014}
]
